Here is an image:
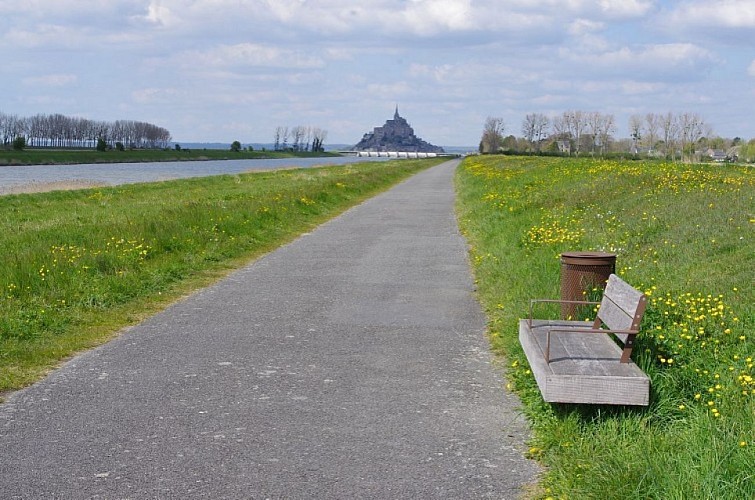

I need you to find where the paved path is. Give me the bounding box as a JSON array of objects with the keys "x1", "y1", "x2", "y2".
[{"x1": 0, "y1": 160, "x2": 539, "y2": 498}]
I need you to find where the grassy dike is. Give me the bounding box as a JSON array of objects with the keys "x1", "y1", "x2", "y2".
[
  {"x1": 0, "y1": 148, "x2": 340, "y2": 166},
  {"x1": 0, "y1": 158, "x2": 444, "y2": 395},
  {"x1": 456, "y1": 155, "x2": 753, "y2": 499}
]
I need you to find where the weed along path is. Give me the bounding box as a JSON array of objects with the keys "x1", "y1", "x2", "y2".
[{"x1": 0, "y1": 159, "x2": 538, "y2": 498}]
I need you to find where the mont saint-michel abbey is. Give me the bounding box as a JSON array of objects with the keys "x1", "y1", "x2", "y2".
[{"x1": 352, "y1": 107, "x2": 444, "y2": 154}]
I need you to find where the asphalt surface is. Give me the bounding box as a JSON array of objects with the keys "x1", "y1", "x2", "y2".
[{"x1": 0, "y1": 159, "x2": 539, "y2": 499}]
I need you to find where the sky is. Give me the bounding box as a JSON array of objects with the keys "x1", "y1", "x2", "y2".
[{"x1": 1, "y1": 0, "x2": 754, "y2": 147}]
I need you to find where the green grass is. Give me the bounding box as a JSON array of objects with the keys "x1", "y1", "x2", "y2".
[
  {"x1": 0, "y1": 158, "x2": 443, "y2": 395},
  {"x1": 455, "y1": 155, "x2": 753, "y2": 499},
  {"x1": 0, "y1": 147, "x2": 339, "y2": 165}
]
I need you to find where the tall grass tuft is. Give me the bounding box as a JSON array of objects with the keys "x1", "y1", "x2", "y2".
[
  {"x1": 0, "y1": 159, "x2": 442, "y2": 393},
  {"x1": 456, "y1": 155, "x2": 753, "y2": 499}
]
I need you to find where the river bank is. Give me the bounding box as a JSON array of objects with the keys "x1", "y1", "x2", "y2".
[
  {"x1": 0, "y1": 156, "x2": 392, "y2": 196},
  {"x1": 0, "y1": 148, "x2": 340, "y2": 166}
]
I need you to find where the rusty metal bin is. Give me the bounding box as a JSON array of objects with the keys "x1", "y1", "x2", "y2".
[{"x1": 560, "y1": 251, "x2": 616, "y2": 319}]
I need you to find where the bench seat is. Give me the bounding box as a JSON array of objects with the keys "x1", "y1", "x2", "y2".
[{"x1": 519, "y1": 319, "x2": 649, "y2": 405}]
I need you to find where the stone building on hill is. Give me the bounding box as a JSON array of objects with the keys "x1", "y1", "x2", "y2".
[{"x1": 352, "y1": 107, "x2": 444, "y2": 153}]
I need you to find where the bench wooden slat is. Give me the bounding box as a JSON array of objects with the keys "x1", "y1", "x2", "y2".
[
  {"x1": 598, "y1": 274, "x2": 645, "y2": 332},
  {"x1": 529, "y1": 320, "x2": 642, "y2": 375},
  {"x1": 598, "y1": 295, "x2": 635, "y2": 332}
]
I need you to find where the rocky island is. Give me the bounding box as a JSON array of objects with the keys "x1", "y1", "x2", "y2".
[{"x1": 352, "y1": 107, "x2": 444, "y2": 153}]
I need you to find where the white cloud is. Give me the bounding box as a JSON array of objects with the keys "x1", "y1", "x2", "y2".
[
  {"x1": 633, "y1": 43, "x2": 716, "y2": 66},
  {"x1": 597, "y1": 0, "x2": 654, "y2": 18},
  {"x1": 132, "y1": 87, "x2": 181, "y2": 104},
  {"x1": 530, "y1": 92, "x2": 574, "y2": 106},
  {"x1": 4, "y1": 24, "x2": 85, "y2": 48},
  {"x1": 140, "y1": 1, "x2": 176, "y2": 27},
  {"x1": 401, "y1": 0, "x2": 474, "y2": 34},
  {"x1": 258, "y1": 0, "x2": 477, "y2": 34},
  {"x1": 25, "y1": 95, "x2": 74, "y2": 106},
  {"x1": 749, "y1": 60, "x2": 755, "y2": 76},
  {"x1": 408, "y1": 64, "x2": 456, "y2": 83},
  {"x1": 668, "y1": 0, "x2": 755, "y2": 28},
  {"x1": 620, "y1": 81, "x2": 665, "y2": 95},
  {"x1": 22, "y1": 74, "x2": 78, "y2": 87},
  {"x1": 0, "y1": 0, "x2": 138, "y2": 18},
  {"x1": 180, "y1": 43, "x2": 325, "y2": 69},
  {"x1": 365, "y1": 82, "x2": 412, "y2": 99},
  {"x1": 325, "y1": 48, "x2": 356, "y2": 61},
  {"x1": 143, "y1": 0, "x2": 557, "y2": 41},
  {"x1": 569, "y1": 18, "x2": 605, "y2": 36},
  {"x1": 563, "y1": 43, "x2": 718, "y2": 79}
]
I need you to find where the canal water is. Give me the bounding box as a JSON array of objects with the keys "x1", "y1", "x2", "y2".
[{"x1": 0, "y1": 156, "x2": 390, "y2": 195}]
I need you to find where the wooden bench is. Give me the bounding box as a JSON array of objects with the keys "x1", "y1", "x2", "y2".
[{"x1": 519, "y1": 274, "x2": 650, "y2": 406}]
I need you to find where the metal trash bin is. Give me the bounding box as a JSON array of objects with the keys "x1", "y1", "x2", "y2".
[{"x1": 560, "y1": 251, "x2": 616, "y2": 319}]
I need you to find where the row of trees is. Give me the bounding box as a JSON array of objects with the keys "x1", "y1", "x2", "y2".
[
  {"x1": 628, "y1": 112, "x2": 712, "y2": 161},
  {"x1": 0, "y1": 111, "x2": 172, "y2": 150},
  {"x1": 273, "y1": 125, "x2": 328, "y2": 152},
  {"x1": 482, "y1": 111, "x2": 617, "y2": 156},
  {"x1": 479, "y1": 110, "x2": 739, "y2": 162}
]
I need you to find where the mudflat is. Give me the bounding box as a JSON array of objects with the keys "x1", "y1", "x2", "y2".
[{"x1": 0, "y1": 179, "x2": 107, "y2": 195}]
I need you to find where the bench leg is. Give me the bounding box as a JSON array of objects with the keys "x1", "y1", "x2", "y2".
[{"x1": 620, "y1": 334, "x2": 636, "y2": 363}]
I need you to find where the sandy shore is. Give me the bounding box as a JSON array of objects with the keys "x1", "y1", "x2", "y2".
[{"x1": 0, "y1": 179, "x2": 108, "y2": 196}]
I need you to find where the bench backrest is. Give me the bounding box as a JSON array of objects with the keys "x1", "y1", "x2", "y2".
[{"x1": 595, "y1": 274, "x2": 646, "y2": 362}]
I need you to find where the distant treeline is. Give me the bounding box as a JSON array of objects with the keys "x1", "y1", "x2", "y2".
[
  {"x1": 0, "y1": 111, "x2": 171, "y2": 149},
  {"x1": 273, "y1": 125, "x2": 327, "y2": 152},
  {"x1": 480, "y1": 110, "x2": 753, "y2": 162}
]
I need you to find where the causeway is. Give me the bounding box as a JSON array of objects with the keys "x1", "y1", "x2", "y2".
[{"x1": 0, "y1": 159, "x2": 539, "y2": 498}]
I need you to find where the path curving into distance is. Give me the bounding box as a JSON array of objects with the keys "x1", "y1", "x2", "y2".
[{"x1": 0, "y1": 159, "x2": 539, "y2": 498}]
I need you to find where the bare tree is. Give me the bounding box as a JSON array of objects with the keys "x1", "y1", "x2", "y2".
[
  {"x1": 582, "y1": 112, "x2": 615, "y2": 156},
  {"x1": 551, "y1": 115, "x2": 563, "y2": 138},
  {"x1": 304, "y1": 126, "x2": 313, "y2": 152},
  {"x1": 644, "y1": 113, "x2": 660, "y2": 153},
  {"x1": 311, "y1": 127, "x2": 327, "y2": 152},
  {"x1": 27, "y1": 114, "x2": 45, "y2": 147},
  {"x1": 629, "y1": 114, "x2": 643, "y2": 155},
  {"x1": 586, "y1": 112, "x2": 602, "y2": 154},
  {"x1": 597, "y1": 113, "x2": 615, "y2": 156},
  {"x1": 522, "y1": 114, "x2": 537, "y2": 151},
  {"x1": 480, "y1": 116, "x2": 505, "y2": 153},
  {"x1": 534, "y1": 114, "x2": 550, "y2": 151},
  {"x1": 678, "y1": 112, "x2": 707, "y2": 162},
  {"x1": 551, "y1": 114, "x2": 569, "y2": 141},
  {"x1": 275, "y1": 125, "x2": 327, "y2": 152},
  {"x1": 522, "y1": 113, "x2": 549, "y2": 152},
  {"x1": 290, "y1": 126, "x2": 305, "y2": 151},
  {"x1": 557, "y1": 111, "x2": 587, "y2": 155},
  {"x1": 566, "y1": 111, "x2": 587, "y2": 155},
  {"x1": 660, "y1": 112, "x2": 678, "y2": 160}
]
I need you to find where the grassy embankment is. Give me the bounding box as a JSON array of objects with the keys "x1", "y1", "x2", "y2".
[
  {"x1": 0, "y1": 158, "x2": 444, "y2": 396},
  {"x1": 456, "y1": 155, "x2": 753, "y2": 499},
  {"x1": 0, "y1": 148, "x2": 339, "y2": 166}
]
